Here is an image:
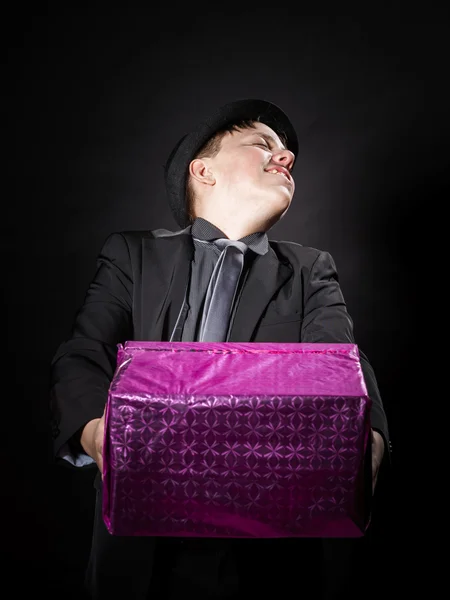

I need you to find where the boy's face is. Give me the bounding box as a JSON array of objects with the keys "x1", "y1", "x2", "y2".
[{"x1": 204, "y1": 121, "x2": 296, "y2": 221}]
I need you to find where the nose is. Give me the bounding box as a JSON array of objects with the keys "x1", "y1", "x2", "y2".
[{"x1": 272, "y1": 148, "x2": 295, "y2": 171}]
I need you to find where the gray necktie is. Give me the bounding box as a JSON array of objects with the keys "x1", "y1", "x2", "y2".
[{"x1": 198, "y1": 238, "x2": 248, "y2": 342}]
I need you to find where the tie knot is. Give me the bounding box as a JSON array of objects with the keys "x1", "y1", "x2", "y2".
[{"x1": 214, "y1": 238, "x2": 248, "y2": 254}]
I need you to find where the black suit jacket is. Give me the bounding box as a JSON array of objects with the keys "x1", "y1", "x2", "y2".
[{"x1": 50, "y1": 225, "x2": 391, "y2": 462}]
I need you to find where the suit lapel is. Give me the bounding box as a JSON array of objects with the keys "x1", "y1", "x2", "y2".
[
  {"x1": 229, "y1": 247, "x2": 292, "y2": 342},
  {"x1": 141, "y1": 229, "x2": 291, "y2": 343},
  {"x1": 141, "y1": 228, "x2": 193, "y2": 341}
]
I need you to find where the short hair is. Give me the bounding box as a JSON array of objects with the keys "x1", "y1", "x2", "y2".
[{"x1": 185, "y1": 118, "x2": 288, "y2": 223}]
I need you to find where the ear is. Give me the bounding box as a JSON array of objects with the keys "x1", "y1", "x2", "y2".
[{"x1": 189, "y1": 158, "x2": 216, "y2": 186}]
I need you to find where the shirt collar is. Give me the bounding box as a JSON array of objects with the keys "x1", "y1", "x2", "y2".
[{"x1": 191, "y1": 217, "x2": 269, "y2": 256}]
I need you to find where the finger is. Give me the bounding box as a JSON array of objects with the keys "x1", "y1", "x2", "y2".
[
  {"x1": 98, "y1": 455, "x2": 103, "y2": 480},
  {"x1": 372, "y1": 455, "x2": 380, "y2": 493},
  {"x1": 372, "y1": 470, "x2": 379, "y2": 494},
  {"x1": 99, "y1": 406, "x2": 106, "y2": 479},
  {"x1": 371, "y1": 453, "x2": 376, "y2": 493}
]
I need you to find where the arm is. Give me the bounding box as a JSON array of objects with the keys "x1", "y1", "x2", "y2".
[
  {"x1": 300, "y1": 250, "x2": 391, "y2": 468},
  {"x1": 50, "y1": 232, "x2": 133, "y2": 466}
]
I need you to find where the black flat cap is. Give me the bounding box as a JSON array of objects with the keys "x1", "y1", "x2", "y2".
[{"x1": 164, "y1": 98, "x2": 298, "y2": 229}]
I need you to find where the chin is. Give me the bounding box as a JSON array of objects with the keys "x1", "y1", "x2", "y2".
[
  {"x1": 272, "y1": 194, "x2": 292, "y2": 214},
  {"x1": 250, "y1": 192, "x2": 292, "y2": 223}
]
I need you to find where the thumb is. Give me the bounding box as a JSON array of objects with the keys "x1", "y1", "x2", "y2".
[
  {"x1": 99, "y1": 404, "x2": 108, "y2": 479},
  {"x1": 97, "y1": 427, "x2": 104, "y2": 479},
  {"x1": 99, "y1": 454, "x2": 104, "y2": 481},
  {"x1": 96, "y1": 412, "x2": 105, "y2": 478}
]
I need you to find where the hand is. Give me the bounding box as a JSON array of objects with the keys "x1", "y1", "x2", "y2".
[
  {"x1": 371, "y1": 429, "x2": 384, "y2": 494},
  {"x1": 80, "y1": 407, "x2": 106, "y2": 479}
]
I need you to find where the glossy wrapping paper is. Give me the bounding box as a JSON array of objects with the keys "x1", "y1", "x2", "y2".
[{"x1": 102, "y1": 342, "x2": 372, "y2": 538}]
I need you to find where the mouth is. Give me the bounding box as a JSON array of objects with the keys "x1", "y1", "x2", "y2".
[{"x1": 265, "y1": 167, "x2": 293, "y2": 185}]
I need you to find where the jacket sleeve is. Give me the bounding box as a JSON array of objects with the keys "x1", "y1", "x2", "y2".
[
  {"x1": 300, "y1": 250, "x2": 391, "y2": 462},
  {"x1": 50, "y1": 232, "x2": 133, "y2": 464}
]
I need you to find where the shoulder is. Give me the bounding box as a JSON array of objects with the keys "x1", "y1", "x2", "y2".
[
  {"x1": 269, "y1": 240, "x2": 344, "y2": 288},
  {"x1": 115, "y1": 227, "x2": 186, "y2": 242},
  {"x1": 268, "y1": 239, "x2": 341, "y2": 279},
  {"x1": 100, "y1": 226, "x2": 191, "y2": 250},
  {"x1": 269, "y1": 238, "x2": 330, "y2": 265}
]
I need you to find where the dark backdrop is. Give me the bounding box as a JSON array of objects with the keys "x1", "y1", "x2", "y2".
[{"x1": 4, "y1": 6, "x2": 446, "y2": 598}]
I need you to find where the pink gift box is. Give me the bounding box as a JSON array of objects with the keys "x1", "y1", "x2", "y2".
[{"x1": 102, "y1": 342, "x2": 372, "y2": 538}]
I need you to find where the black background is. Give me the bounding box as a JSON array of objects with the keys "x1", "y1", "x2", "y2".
[{"x1": 4, "y1": 6, "x2": 446, "y2": 597}]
